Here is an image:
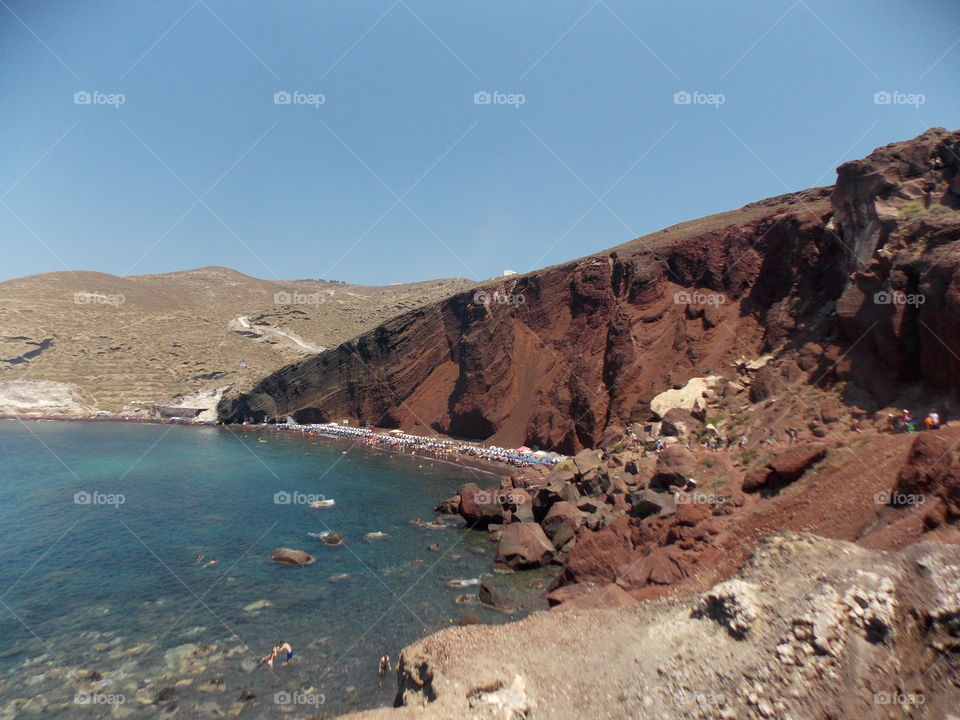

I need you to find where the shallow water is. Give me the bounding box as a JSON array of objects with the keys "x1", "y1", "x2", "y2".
[{"x1": 0, "y1": 420, "x2": 550, "y2": 718}]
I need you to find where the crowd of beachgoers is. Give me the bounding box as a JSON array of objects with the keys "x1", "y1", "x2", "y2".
[{"x1": 256, "y1": 421, "x2": 564, "y2": 467}]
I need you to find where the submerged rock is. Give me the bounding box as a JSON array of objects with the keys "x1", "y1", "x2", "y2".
[{"x1": 269, "y1": 548, "x2": 315, "y2": 565}]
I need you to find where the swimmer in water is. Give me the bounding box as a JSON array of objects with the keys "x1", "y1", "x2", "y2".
[
  {"x1": 205, "y1": 560, "x2": 218, "y2": 568},
  {"x1": 195, "y1": 554, "x2": 204, "y2": 564},
  {"x1": 259, "y1": 648, "x2": 277, "y2": 669},
  {"x1": 275, "y1": 641, "x2": 293, "y2": 664},
  {"x1": 378, "y1": 655, "x2": 391, "y2": 675}
]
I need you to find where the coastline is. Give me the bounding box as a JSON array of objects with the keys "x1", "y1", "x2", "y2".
[{"x1": 0, "y1": 413, "x2": 519, "y2": 478}]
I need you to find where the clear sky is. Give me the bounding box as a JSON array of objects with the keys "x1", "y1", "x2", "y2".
[{"x1": 2, "y1": 0, "x2": 958, "y2": 285}]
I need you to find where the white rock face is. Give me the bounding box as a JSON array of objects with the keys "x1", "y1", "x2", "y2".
[
  {"x1": 649, "y1": 376, "x2": 722, "y2": 419},
  {"x1": 0, "y1": 380, "x2": 89, "y2": 415}
]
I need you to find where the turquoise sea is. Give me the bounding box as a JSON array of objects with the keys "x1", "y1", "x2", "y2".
[{"x1": 0, "y1": 420, "x2": 549, "y2": 718}]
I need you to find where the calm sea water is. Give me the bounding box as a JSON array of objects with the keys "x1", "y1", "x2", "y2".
[{"x1": 0, "y1": 420, "x2": 549, "y2": 719}]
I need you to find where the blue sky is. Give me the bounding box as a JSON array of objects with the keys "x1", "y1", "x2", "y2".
[{"x1": 1, "y1": 0, "x2": 958, "y2": 285}]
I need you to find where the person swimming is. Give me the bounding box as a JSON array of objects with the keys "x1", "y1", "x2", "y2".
[
  {"x1": 195, "y1": 554, "x2": 204, "y2": 564},
  {"x1": 276, "y1": 641, "x2": 293, "y2": 664},
  {"x1": 258, "y1": 648, "x2": 277, "y2": 669},
  {"x1": 378, "y1": 655, "x2": 391, "y2": 675}
]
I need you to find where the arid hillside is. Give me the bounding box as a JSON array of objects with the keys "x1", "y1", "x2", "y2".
[{"x1": 0, "y1": 267, "x2": 474, "y2": 415}]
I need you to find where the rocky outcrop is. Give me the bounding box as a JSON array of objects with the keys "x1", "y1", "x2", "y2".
[
  {"x1": 895, "y1": 427, "x2": 960, "y2": 518},
  {"x1": 221, "y1": 129, "x2": 959, "y2": 452},
  {"x1": 338, "y1": 534, "x2": 960, "y2": 720},
  {"x1": 742, "y1": 443, "x2": 828, "y2": 493},
  {"x1": 493, "y1": 523, "x2": 554, "y2": 570},
  {"x1": 269, "y1": 548, "x2": 315, "y2": 565}
]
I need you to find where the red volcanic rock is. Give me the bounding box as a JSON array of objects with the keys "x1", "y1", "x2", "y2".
[
  {"x1": 615, "y1": 545, "x2": 688, "y2": 589},
  {"x1": 749, "y1": 366, "x2": 780, "y2": 402},
  {"x1": 650, "y1": 446, "x2": 694, "y2": 489},
  {"x1": 220, "y1": 129, "x2": 960, "y2": 454},
  {"x1": 742, "y1": 443, "x2": 827, "y2": 492},
  {"x1": 494, "y1": 522, "x2": 555, "y2": 570},
  {"x1": 768, "y1": 444, "x2": 827, "y2": 482},
  {"x1": 675, "y1": 500, "x2": 712, "y2": 526},
  {"x1": 660, "y1": 407, "x2": 699, "y2": 437},
  {"x1": 541, "y1": 501, "x2": 586, "y2": 549},
  {"x1": 558, "y1": 515, "x2": 635, "y2": 586},
  {"x1": 458, "y1": 487, "x2": 509, "y2": 527},
  {"x1": 896, "y1": 429, "x2": 960, "y2": 518},
  {"x1": 553, "y1": 583, "x2": 638, "y2": 611},
  {"x1": 544, "y1": 582, "x2": 597, "y2": 607}
]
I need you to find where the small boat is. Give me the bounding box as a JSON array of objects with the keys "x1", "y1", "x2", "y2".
[{"x1": 309, "y1": 499, "x2": 335, "y2": 508}]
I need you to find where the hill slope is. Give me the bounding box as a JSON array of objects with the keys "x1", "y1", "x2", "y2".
[
  {"x1": 220, "y1": 128, "x2": 960, "y2": 453},
  {"x1": 0, "y1": 267, "x2": 474, "y2": 414}
]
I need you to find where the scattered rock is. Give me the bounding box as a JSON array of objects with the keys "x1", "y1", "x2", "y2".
[
  {"x1": 494, "y1": 522, "x2": 555, "y2": 569},
  {"x1": 269, "y1": 548, "x2": 315, "y2": 565}
]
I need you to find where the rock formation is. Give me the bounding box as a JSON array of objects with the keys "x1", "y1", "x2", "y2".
[{"x1": 221, "y1": 129, "x2": 960, "y2": 454}]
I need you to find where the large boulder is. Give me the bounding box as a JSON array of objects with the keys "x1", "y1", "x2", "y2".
[
  {"x1": 541, "y1": 501, "x2": 586, "y2": 549},
  {"x1": 505, "y1": 488, "x2": 535, "y2": 523},
  {"x1": 896, "y1": 430, "x2": 960, "y2": 517},
  {"x1": 494, "y1": 522, "x2": 555, "y2": 570},
  {"x1": 269, "y1": 548, "x2": 315, "y2": 566},
  {"x1": 749, "y1": 366, "x2": 780, "y2": 402},
  {"x1": 459, "y1": 488, "x2": 509, "y2": 527},
  {"x1": 768, "y1": 443, "x2": 827, "y2": 482},
  {"x1": 649, "y1": 376, "x2": 721, "y2": 419},
  {"x1": 478, "y1": 583, "x2": 512, "y2": 611},
  {"x1": 660, "y1": 407, "x2": 699, "y2": 438},
  {"x1": 557, "y1": 515, "x2": 635, "y2": 585},
  {"x1": 572, "y1": 448, "x2": 604, "y2": 477},
  {"x1": 615, "y1": 545, "x2": 689, "y2": 589},
  {"x1": 627, "y1": 489, "x2": 674, "y2": 518},
  {"x1": 650, "y1": 446, "x2": 694, "y2": 489},
  {"x1": 742, "y1": 444, "x2": 827, "y2": 493}
]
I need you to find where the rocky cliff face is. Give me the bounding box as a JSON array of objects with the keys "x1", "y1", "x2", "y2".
[{"x1": 219, "y1": 129, "x2": 960, "y2": 453}]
